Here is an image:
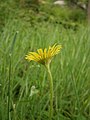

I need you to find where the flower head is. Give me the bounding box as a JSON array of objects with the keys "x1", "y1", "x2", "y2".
[{"x1": 25, "y1": 44, "x2": 62, "y2": 65}]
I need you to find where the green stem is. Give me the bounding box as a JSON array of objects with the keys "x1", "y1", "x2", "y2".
[
  {"x1": 7, "y1": 54, "x2": 11, "y2": 120},
  {"x1": 46, "y1": 63, "x2": 53, "y2": 120},
  {"x1": 7, "y1": 32, "x2": 18, "y2": 120}
]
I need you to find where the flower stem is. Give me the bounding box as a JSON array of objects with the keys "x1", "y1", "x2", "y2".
[
  {"x1": 7, "y1": 54, "x2": 12, "y2": 120},
  {"x1": 7, "y1": 32, "x2": 18, "y2": 120},
  {"x1": 46, "y1": 63, "x2": 53, "y2": 120}
]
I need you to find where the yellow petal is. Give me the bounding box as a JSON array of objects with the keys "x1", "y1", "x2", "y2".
[
  {"x1": 44, "y1": 48, "x2": 47, "y2": 58},
  {"x1": 51, "y1": 45, "x2": 62, "y2": 56},
  {"x1": 29, "y1": 52, "x2": 41, "y2": 60},
  {"x1": 37, "y1": 49, "x2": 43, "y2": 58},
  {"x1": 25, "y1": 55, "x2": 39, "y2": 62},
  {"x1": 47, "y1": 46, "x2": 52, "y2": 58}
]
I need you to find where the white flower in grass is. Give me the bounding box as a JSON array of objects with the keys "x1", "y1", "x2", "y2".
[{"x1": 30, "y1": 86, "x2": 39, "y2": 97}]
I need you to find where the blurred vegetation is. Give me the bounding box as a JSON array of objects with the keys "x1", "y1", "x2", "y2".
[
  {"x1": 0, "y1": 19, "x2": 89, "y2": 120},
  {"x1": 0, "y1": 0, "x2": 87, "y2": 32}
]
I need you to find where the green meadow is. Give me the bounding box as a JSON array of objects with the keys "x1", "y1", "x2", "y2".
[
  {"x1": 0, "y1": 1, "x2": 90, "y2": 119},
  {"x1": 0, "y1": 19, "x2": 90, "y2": 120}
]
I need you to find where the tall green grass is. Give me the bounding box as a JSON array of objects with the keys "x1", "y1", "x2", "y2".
[{"x1": 0, "y1": 20, "x2": 90, "y2": 120}]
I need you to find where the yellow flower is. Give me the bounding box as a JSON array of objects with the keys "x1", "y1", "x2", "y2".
[{"x1": 25, "y1": 44, "x2": 62, "y2": 65}]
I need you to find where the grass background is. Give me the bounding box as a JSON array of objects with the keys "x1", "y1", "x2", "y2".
[{"x1": 0, "y1": 17, "x2": 90, "y2": 120}]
